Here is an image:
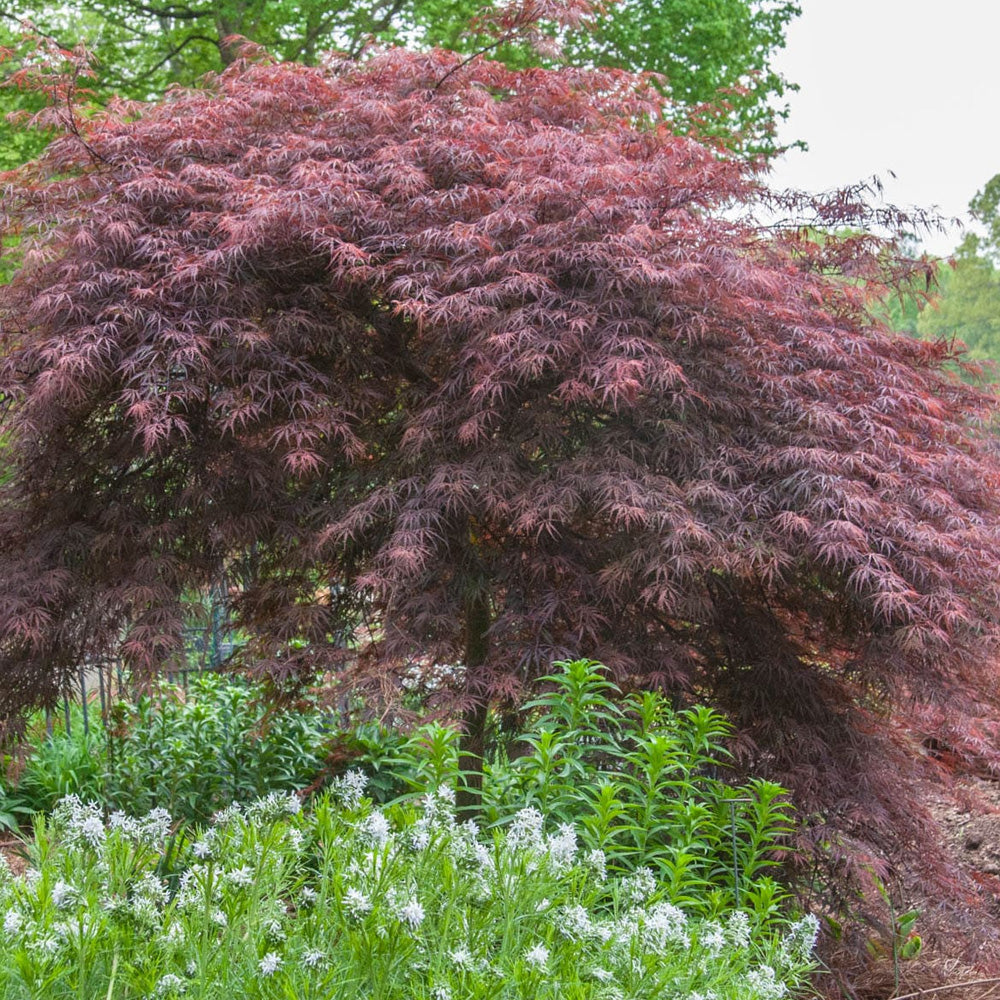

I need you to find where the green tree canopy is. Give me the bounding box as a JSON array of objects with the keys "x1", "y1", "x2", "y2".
[
  {"x1": 917, "y1": 244, "x2": 1000, "y2": 370},
  {"x1": 3, "y1": 0, "x2": 799, "y2": 157}
]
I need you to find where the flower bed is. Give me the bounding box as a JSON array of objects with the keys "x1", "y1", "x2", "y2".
[{"x1": 0, "y1": 781, "x2": 817, "y2": 999}]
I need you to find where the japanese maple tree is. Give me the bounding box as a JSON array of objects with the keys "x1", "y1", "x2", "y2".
[{"x1": 3, "y1": 38, "x2": 1000, "y2": 923}]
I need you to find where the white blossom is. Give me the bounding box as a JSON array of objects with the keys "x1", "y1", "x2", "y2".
[
  {"x1": 258, "y1": 951, "x2": 283, "y2": 976},
  {"x1": 27, "y1": 934, "x2": 59, "y2": 956},
  {"x1": 211, "y1": 804, "x2": 243, "y2": 827},
  {"x1": 784, "y1": 913, "x2": 820, "y2": 959},
  {"x1": 359, "y1": 810, "x2": 392, "y2": 846},
  {"x1": 699, "y1": 920, "x2": 726, "y2": 955},
  {"x1": 141, "y1": 808, "x2": 173, "y2": 844},
  {"x1": 584, "y1": 848, "x2": 607, "y2": 882},
  {"x1": 726, "y1": 910, "x2": 752, "y2": 949},
  {"x1": 448, "y1": 946, "x2": 476, "y2": 970},
  {"x1": 640, "y1": 901, "x2": 688, "y2": 950},
  {"x1": 191, "y1": 836, "x2": 215, "y2": 860},
  {"x1": 331, "y1": 769, "x2": 368, "y2": 810},
  {"x1": 302, "y1": 948, "x2": 325, "y2": 968},
  {"x1": 264, "y1": 917, "x2": 285, "y2": 941},
  {"x1": 154, "y1": 973, "x2": 186, "y2": 996},
  {"x1": 546, "y1": 823, "x2": 577, "y2": 872},
  {"x1": 622, "y1": 867, "x2": 656, "y2": 903},
  {"x1": 559, "y1": 903, "x2": 593, "y2": 941},
  {"x1": 51, "y1": 880, "x2": 77, "y2": 910},
  {"x1": 744, "y1": 964, "x2": 787, "y2": 999},
  {"x1": 342, "y1": 887, "x2": 372, "y2": 919},
  {"x1": 523, "y1": 942, "x2": 549, "y2": 970},
  {"x1": 397, "y1": 898, "x2": 425, "y2": 929},
  {"x1": 3, "y1": 909, "x2": 23, "y2": 936},
  {"x1": 505, "y1": 807, "x2": 544, "y2": 850},
  {"x1": 224, "y1": 866, "x2": 255, "y2": 888}
]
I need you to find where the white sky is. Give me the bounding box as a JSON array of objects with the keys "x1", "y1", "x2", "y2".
[{"x1": 764, "y1": 0, "x2": 1000, "y2": 256}]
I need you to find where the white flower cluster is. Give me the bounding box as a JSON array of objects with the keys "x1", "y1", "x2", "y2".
[
  {"x1": 448, "y1": 945, "x2": 478, "y2": 971},
  {"x1": 175, "y1": 864, "x2": 220, "y2": 912},
  {"x1": 301, "y1": 947, "x2": 323, "y2": 968},
  {"x1": 726, "y1": 910, "x2": 752, "y2": 949},
  {"x1": 409, "y1": 786, "x2": 457, "y2": 851},
  {"x1": 108, "y1": 807, "x2": 172, "y2": 847},
  {"x1": 3, "y1": 907, "x2": 23, "y2": 937},
  {"x1": 523, "y1": 942, "x2": 549, "y2": 970},
  {"x1": 396, "y1": 897, "x2": 425, "y2": 930},
  {"x1": 224, "y1": 865, "x2": 255, "y2": 888},
  {"x1": 330, "y1": 768, "x2": 369, "y2": 809},
  {"x1": 358, "y1": 809, "x2": 392, "y2": 846},
  {"x1": 558, "y1": 903, "x2": 593, "y2": 941},
  {"x1": 504, "y1": 807, "x2": 545, "y2": 851},
  {"x1": 743, "y1": 964, "x2": 787, "y2": 1000},
  {"x1": 51, "y1": 795, "x2": 106, "y2": 850},
  {"x1": 699, "y1": 920, "x2": 726, "y2": 955},
  {"x1": 50, "y1": 880, "x2": 78, "y2": 910},
  {"x1": 621, "y1": 866, "x2": 657, "y2": 903},
  {"x1": 342, "y1": 886, "x2": 372, "y2": 919},
  {"x1": 258, "y1": 951, "x2": 282, "y2": 976},
  {"x1": 783, "y1": 913, "x2": 820, "y2": 960},
  {"x1": 546, "y1": 823, "x2": 577, "y2": 872},
  {"x1": 245, "y1": 791, "x2": 301, "y2": 825},
  {"x1": 637, "y1": 901, "x2": 688, "y2": 950},
  {"x1": 211, "y1": 803, "x2": 243, "y2": 827},
  {"x1": 129, "y1": 873, "x2": 169, "y2": 925},
  {"x1": 154, "y1": 972, "x2": 186, "y2": 996},
  {"x1": 190, "y1": 829, "x2": 217, "y2": 860}
]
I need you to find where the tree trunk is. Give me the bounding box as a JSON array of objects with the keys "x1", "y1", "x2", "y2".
[{"x1": 455, "y1": 591, "x2": 490, "y2": 816}]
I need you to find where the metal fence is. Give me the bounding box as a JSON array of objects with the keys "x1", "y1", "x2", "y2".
[{"x1": 47, "y1": 610, "x2": 240, "y2": 738}]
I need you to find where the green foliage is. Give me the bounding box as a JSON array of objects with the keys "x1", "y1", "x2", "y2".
[
  {"x1": 358, "y1": 660, "x2": 795, "y2": 921},
  {"x1": 0, "y1": 788, "x2": 818, "y2": 999},
  {"x1": 969, "y1": 173, "x2": 1000, "y2": 266},
  {"x1": 561, "y1": 0, "x2": 800, "y2": 156},
  {"x1": 13, "y1": 711, "x2": 106, "y2": 810},
  {"x1": 6, "y1": 0, "x2": 799, "y2": 161},
  {"x1": 8, "y1": 675, "x2": 334, "y2": 824},
  {"x1": 4, "y1": 661, "x2": 799, "y2": 934},
  {"x1": 0, "y1": 787, "x2": 31, "y2": 834},
  {"x1": 916, "y1": 246, "x2": 1000, "y2": 372}
]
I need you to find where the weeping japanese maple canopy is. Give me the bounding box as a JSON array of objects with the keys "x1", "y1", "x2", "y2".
[{"x1": 1, "y1": 47, "x2": 999, "y2": 740}]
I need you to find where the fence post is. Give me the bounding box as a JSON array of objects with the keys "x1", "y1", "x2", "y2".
[
  {"x1": 98, "y1": 662, "x2": 107, "y2": 720},
  {"x1": 79, "y1": 667, "x2": 89, "y2": 736}
]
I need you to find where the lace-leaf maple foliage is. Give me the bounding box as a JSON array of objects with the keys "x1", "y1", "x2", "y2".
[{"x1": 3, "y1": 45, "x2": 1000, "y2": 899}]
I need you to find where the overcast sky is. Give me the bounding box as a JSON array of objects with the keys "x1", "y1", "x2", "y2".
[{"x1": 763, "y1": 0, "x2": 1000, "y2": 256}]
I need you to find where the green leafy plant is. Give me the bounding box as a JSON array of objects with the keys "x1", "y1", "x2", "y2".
[
  {"x1": 360, "y1": 660, "x2": 796, "y2": 922},
  {"x1": 0, "y1": 785, "x2": 818, "y2": 1000},
  {"x1": 6, "y1": 676, "x2": 336, "y2": 825}
]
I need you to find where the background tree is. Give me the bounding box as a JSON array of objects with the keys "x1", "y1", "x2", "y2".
[
  {"x1": 916, "y1": 243, "x2": 1000, "y2": 367},
  {"x1": 3, "y1": 0, "x2": 799, "y2": 157},
  {"x1": 968, "y1": 172, "x2": 1000, "y2": 266},
  {"x1": 4, "y1": 41, "x2": 1000, "y2": 943}
]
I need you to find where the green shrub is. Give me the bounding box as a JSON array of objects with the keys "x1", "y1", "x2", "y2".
[
  {"x1": 361, "y1": 660, "x2": 795, "y2": 920},
  {"x1": 7, "y1": 675, "x2": 335, "y2": 824}
]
